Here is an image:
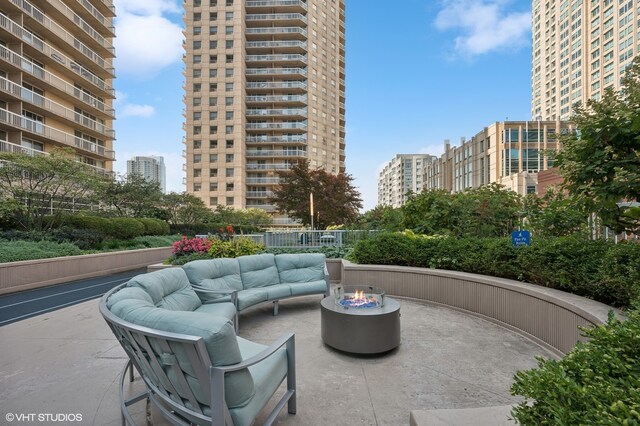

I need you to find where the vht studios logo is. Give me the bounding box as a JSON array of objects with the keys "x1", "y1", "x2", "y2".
[{"x1": 5, "y1": 413, "x2": 83, "y2": 422}]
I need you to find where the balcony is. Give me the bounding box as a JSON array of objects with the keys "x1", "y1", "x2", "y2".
[
  {"x1": 245, "y1": 54, "x2": 307, "y2": 66},
  {"x1": 0, "y1": 47, "x2": 114, "y2": 117},
  {"x1": 246, "y1": 94, "x2": 307, "y2": 103},
  {"x1": 0, "y1": 108, "x2": 115, "y2": 159},
  {"x1": 246, "y1": 135, "x2": 307, "y2": 144},
  {"x1": 246, "y1": 108, "x2": 307, "y2": 118},
  {"x1": 0, "y1": 76, "x2": 114, "y2": 139},
  {"x1": 245, "y1": 0, "x2": 307, "y2": 12},
  {"x1": 246, "y1": 121, "x2": 307, "y2": 130},
  {"x1": 246, "y1": 27, "x2": 307, "y2": 40},
  {"x1": 245, "y1": 67, "x2": 307, "y2": 78},
  {"x1": 246, "y1": 177, "x2": 282, "y2": 184},
  {"x1": 246, "y1": 81, "x2": 307, "y2": 91},
  {"x1": 245, "y1": 203, "x2": 277, "y2": 212},
  {"x1": 246, "y1": 40, "x2": 307, "y2": 52},
  {"x1": 246, "y1": 163, "x2": 294, "y2": 170},
  {"x1": 246, "y1": 149, "x2": 307, "y2": 158},
  {"x1": 246, "y1": 13, "x2": 307, "y2": 25},
  {"x1": 9, "y1": 0, "x2": 114, "y2": 76},
  {"x1": 246, "y1": 191, "x2": 274, "y2": 198},
  {"x1": 0, "y1": 139, "x2": 47, "y2": 156},
  {"x1": 72, "y1": 0, "x2": 116, "y2": 34}
]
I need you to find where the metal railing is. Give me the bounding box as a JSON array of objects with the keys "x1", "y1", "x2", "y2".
[
  {"x1": 246, "y1": 54, "x2": 307, "y2": 63},
  {"x1": 246, "y1": 40, "x2": 307, "y2": 49},
  {"x1": 246, "y1": 81, "x2": 307, "y2": 90},
  {"x1": 258, "y1": 230, "x2": 378, "y2": 248},
  {"x1": 246, "y1": 0, "x2": 307, "y2": 9},
  {"x1": 246, "y1": 94, "x2": 307, "y2": 103},
  {"x1": 246, "y1": 121, "x2": 307, "y2": 130},
  {"x1": 246, "y1": 135, "x2": 307, "y2": 144},
  {"x1": 246, "y1": 27, "x2": 307, "y2": 37},
  {"x1": 246, "y1": 67, "x2": 307, "y2": 76},
  {"x1": 246, "y1": 13, "x2": 307, "y2": 22},
  {"x1": 246, "y1": 108, "x2": 307, "y2": 117}
]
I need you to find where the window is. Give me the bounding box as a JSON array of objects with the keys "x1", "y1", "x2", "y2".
[
  {"x1": 209, "y1": 96, "x2": 217, "y2": 106},
  {"x1": 193, "y1": 154, "x2": 202, "y2": 163},
  {"x1": 209, "y1": 69, "x2": 217, "y2": 78},
  {"x1": 209, "y1": 183, "x2": 218, "y2": 191},
  {"x1": 226, "y1": 139, "x2": 234, "y2": 148},
  {"x1": 225, "y1": 40, "x2": 233, "y2": 49},
  {"x1": 226, "y1": 0, "x2": 233, "y2": 5},
  {"x1": 226, "y1": 154, "x2": 234, "y2": 162},
  {"x1": 225, "y1": 12, "x2": 233, "y2": 20},
  {"x1": 193, "y1": 69, "x2": 201, "y2": 78},
  {"x1": 225, "y1": 97, "x2": 233, "y2": 106},
  {"x1": 226, "y1": 168, "x2": 234, "y2": 177},
  {"x1": 225, "y1": 125, "x2": 234, "y2": 134},
  {"x1": 210, "y1": 140, "x2": 217, "y2": 148},
  {"x1": 209, "y1": 26, "x2": 217, "y2": 35},
  {"x1": 193, "y1": 41, "x2": 201, "y2": 49},
  {"x1": 210, "y1": 12, "x2": 217, "y2": 20},
  {"x1": 210, "y1": 83, "x2": 217, "y2": 91},
  {"x1": 209, "y1": 40, "x2": 218, "y2": 49},
  {"x1": 193, "y1": 55, "x2": 201, "y2": 64},
  {"x1": 209, "y1": 111, "x2": 218, "y2": 120},
  {"x1": 193, "y1": 169, "x2": 201, "y2": 177},
  {"x1": 210, "y1": 168, "x2": 218, "y2": 177},
  {"x1": 194, "y1": 0, "x2": 201, "y2": 6},
  {"x1": 209, "y1": 125, "x2": 218, "y2": 134},
  {"x1": 193, "y1": 140, "x2": 201, "y2": 149},
  {"x1": 225, "y1": 68, "x2": 233, "y2": 77},
  {"x1": 193, "y1": 183, "x2": 201, "y2": 191},
  {"x1": 193, "y1": 126, "x2": 201, "y2": 135},
  {"x1": 193, "y1": 83, "x2": 201, "y2": 92},
  {"x1": 226, "y1": 183, "x2": 234, "y2": 191},
  {"x1": 193, "y1": 97, "x2": 201, "y2": 106},
  {"x1": 209, "y1": 55, "x2": 217, "y2": 64},
  {"x1": 210, "y1": 154, "x2": 218, "y2": 162},
  {"x1": 225, "y1": 111, "x2": 233, "y2": 120},
  {"x1": 226, "y1": 197, "x2": 234, "y2": 205},
  {"x1": 193, "y1": 26, "x2": 201, "y2": 35},
  {"x1": 225, "y1": 26, "x2": 233, "y2": 35},
  {"x1": 193, "y1": 112, "x2": 201, "y2": 120},
  {"x1": 210, "y1": 197, "x2": 218, "y2": 205},
  {"x1": 194, "y1": 12, "x2": 201, "y2": 21},
  {"x1": 225, "y1": 82, "x2": 233, "y2": 91},
  {"x1": 226, "y1": 54, "x2": 233, "y2": 64}
]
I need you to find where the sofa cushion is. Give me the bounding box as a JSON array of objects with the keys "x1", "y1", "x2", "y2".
[
  {"x1": 107, "y1": 296, "x2": 254, "y2": 409},
  {"x1": 182, "y1": 259, "x2": 243, "y2": 303},
  {"x1": 127, "y1": 268, "x2": 202, "y2": 312},
  {"x1": 275, "y1": 253, "x2": 326, "y2": 283},
  {"x1": 194, "y1": 302, "x2": 237, "y2": 322},
  {"x1": 236, "y1": 288, "x2": 269, "y2": 311},
  {"x1": 288, "y1": 280, "x2": 328, "y2": 296},
  {"x1": 229, "y1": 337, "x2": 288, "y2": 426},
  {"x1": 237, "y1": 254, "x2": 281, "y2": 289},
  {"x1": 106, "y1": 286, "x2": 153, "y2": 309},
  {"x1": 265, "y1": 284, "x2": 292, "y2": 301}
]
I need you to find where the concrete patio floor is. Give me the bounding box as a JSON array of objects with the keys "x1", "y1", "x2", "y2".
[{"x1": 0, "y1": 293, "x2": 553, "y2": 425}]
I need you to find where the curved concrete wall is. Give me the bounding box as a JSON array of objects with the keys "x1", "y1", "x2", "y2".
[
  {"x1": 340, "y1": 260, "x2": 617, "y2": 356},
  {"x1": 0, "y1": 247, "x2": 173, "y2": 295}
]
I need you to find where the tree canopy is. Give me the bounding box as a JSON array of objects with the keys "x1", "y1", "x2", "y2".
[
  {"x1": 95, "y1": 174, "x2": 163, "y2": 217},
  {"x1": 271, "y1": 161, "x2": 362, "y2": 229},
  {"x1": 555, "y1": 56, "x2": 640, "y2": 234}
]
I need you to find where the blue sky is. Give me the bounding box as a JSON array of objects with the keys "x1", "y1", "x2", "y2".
[{"x1": 113, "y1": 0, "x2": 533, "y2": 211}]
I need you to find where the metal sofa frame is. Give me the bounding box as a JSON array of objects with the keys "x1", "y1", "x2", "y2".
[{"x1": 99, "y1": 284, "x2": 296, "y2": 426}]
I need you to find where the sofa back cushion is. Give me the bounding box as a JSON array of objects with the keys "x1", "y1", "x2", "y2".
[
  {"x1": 237, "y1": 254, "x2": 281, "y2": 289},
  {"x1": 275, "y1": 253, "x2": 326, "y2": 283},
  {"x1": 127, "y1": 268, "x2": 202, "y2": 312},
  {"x1": 107, "y1": 289, "x2": 255, "y2": 409},
  {"x1": 182, "y1": 259, "x2": 243, "y2": 303}
]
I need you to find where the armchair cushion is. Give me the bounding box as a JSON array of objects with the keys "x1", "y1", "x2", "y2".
[
  {"x1": 194, "y1": 302, "x2": 237, "y2": 322},
  {"x1": 127, "y1": 268, "x2": 202, "y2": 312},
  {"x1": 275, "y1": 253, "x2": 326, "y2": 283},
  {"x1": 237, "y1": 254, "x2": 281, "y2": 289},
  {"x1": 236, "y1": 289, "x2": 269, "y2": 311},
  {"x1": 288, "y1": 280, "x2": 329, "y2": 296},
  {"x1": 182, "y1": 259, "x2": 243, "y2": 303}
]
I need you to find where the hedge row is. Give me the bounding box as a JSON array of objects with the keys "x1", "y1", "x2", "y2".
[
  {"x1": 349, "y1": 233, "x2": 640, "y2": 308},
  {"x1": 169, "y1": 223, "x2": 261, "y2": 237},
  {"x1": 60, "y1": 215, "x2": 170, "y2": 239}
]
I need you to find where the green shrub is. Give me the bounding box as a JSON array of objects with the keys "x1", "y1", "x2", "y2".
[
  {"x1": 166, "y1": 252, "x2": 212, "y2": 265},
  {"x1": 264, "y1": 245, "x2": 351, "y2": 259},
  {"x1": 96, "y1": 235, "x2": 180, "y2": 251},
  {"x1": 0, "y1": 239, "x2": 84, "y2": 262},
  {"x1": 136, "y1": 218, "x2": 169, "y2": 236},
  {"x1": 510, "y1": 306, "x2": 640, "y2": 425},
  {"x1": 348, "y1": 233, "x2": 418, "y2": 266},
  {"x1": 109, "y1": 218, "x2": 145, "y2": 239},
  {"x1": 48, "y1": 226, "x2": 104, "y2": 250},
  {"x1": 62, "y1": 214, "x2": 113, "y2": 236},
  {"x1": 208, "y1": 237, "x2": 265, "y2": 258}
]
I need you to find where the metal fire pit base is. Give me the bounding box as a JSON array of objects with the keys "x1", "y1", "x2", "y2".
[{"x1": 320, "y1": 295, "x2": 401, "y2": 354}]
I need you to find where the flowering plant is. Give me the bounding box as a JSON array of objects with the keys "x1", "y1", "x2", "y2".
[{"x1": 171, "y1": 236, "x2": 213, "y2": 257}]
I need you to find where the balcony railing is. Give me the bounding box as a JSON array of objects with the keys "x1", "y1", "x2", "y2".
[
  {"x1": 74, "y1": 0, "x2": 116, "y2": 33},
  {"x1": 0, "y1": 139, "x2": 47, "y2": 156},
  {"x1": 246, "y1": 67, "x2": 307, "y2": 76},
  {"x1": 246, "y1": 122, "x2": 307, "y2": 130},
  {"x1": 246, "y1": 81, "x2": 307, "y2": 90},
  {"x1": 246, "y1": 191, "x2": 274, "y2": 198},
  {"x1": 246, "y1": 40, "x2": 307, "y2": 50},
  {"x1": 245, "y1": 204, "x2": 277, "y2": 212},
  {"x1": 246, "y1": 54, "x2": 307, "y2": 63},
  {"x1": 246, "y1": 108, "x2": 307, "y2": 117},
  {"x1": 246, "y1": 135, "x2": 307, "y2": 143},
  {"x1": 246, "y1": 177, "x2": 282, "y2": 184},
  {"x1": 0, "y1": 108, "x2": 114, "y2": 159},
  {"x1": 246, "y1": 163, "x2": 294, "y2": 170},
  {"x1": 246, "y1": 94, "x2": 307, "y2": 103},
  {"x1": 246, "y1": 149, "x2": 307, "y2": 157},
  {"x1": 10, "y1": 0, "x2": 114, "y2": 74},
  {"x1": 245, "y1": 0, "x2": 307, "y2": 10},
  {"x1": 246, "y1": 13, "x2": 307, "y2": 23},
  {"x1": 0, "y1": 76, "x2": 115, "y2": 138},
  {"x1": 0, "y1": 46, "x2": 114, "y2": 116},
  {"x1": 246, "y1": 27, "x2": 307, "y2": 37}
]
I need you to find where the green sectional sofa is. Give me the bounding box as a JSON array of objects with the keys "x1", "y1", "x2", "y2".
[
  {"x1": 182, "y1": 253, "x2": 330, "y2": 324},
  {"x1": 100, "y1": 266, "x2": 297, "y2": 426}
]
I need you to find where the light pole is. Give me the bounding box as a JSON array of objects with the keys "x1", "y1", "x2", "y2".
[{"x1": 310, "y1": 192, "x2": 314, "y2": 231}]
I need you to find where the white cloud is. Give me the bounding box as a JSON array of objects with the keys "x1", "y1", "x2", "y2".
[
  {"x1": 121, "y1": 104, "x2": 155, "y2": 117},
  {"x1": 115, "y1": 150, "x2": 185, "y2": 193},
  {"x1": 435, "y1": 0, "x2": 531, "y2": 57},
  {"x1": 114, "y1": 0, "x2": 184, "y2": 78}
]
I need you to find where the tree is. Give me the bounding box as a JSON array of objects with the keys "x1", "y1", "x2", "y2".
[
  {"x1": 356, "y1": 205, "x2": 404, "y2": 231},
  {"x1": 555, "y1": 56, "x2": 640, "y2": 234},
  {"x1": 161, "y1": 192, "x2": 212, "y2": 225},
  {"x1": 522, "y1": 191, "x2": 589, "y2": 237},
  {"x1": 97, "y1": 174, "x2": 162, "y2": 217},
  {"x1": 0, "y1": 148, "x2": 102, "y2": 231},
  {"x1": 271, "y1": 161, "x2": 362, "y2": 229}
]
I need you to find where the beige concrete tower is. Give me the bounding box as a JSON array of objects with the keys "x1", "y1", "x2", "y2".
[
  {"x1": 532, "y1": 0, "x2": 639, "y2": 120},
  {"x1": 183, "y1": 0, "x2": 345, "y2": 223},
  {"x1": 0, "y1": 0, "x2": 116, "y2": 174}
]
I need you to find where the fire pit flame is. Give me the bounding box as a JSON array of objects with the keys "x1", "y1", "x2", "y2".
[{"x1": 335, "y1": 286, "x2": 384, "y2": 309}]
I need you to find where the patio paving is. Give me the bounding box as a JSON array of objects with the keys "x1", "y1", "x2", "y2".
[{"x1": 0, "y1": 292, "x2": 553, "y2": 425}]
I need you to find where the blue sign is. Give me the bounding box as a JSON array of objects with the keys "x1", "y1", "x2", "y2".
[{"x1": 512, "y1": 230, "x2": 531, "y2": 247}]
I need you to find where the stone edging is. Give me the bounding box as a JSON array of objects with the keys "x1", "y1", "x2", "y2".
[{"x1": 0, "y1": 247, "x2": 173, "y2": 295}]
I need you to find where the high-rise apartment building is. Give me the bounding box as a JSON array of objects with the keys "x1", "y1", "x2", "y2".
[
  {"x1": 183, "y1": 0, "x2": 346, "y2": 223},
  {"x1": 0, "y1": 0, "x2": 116, "y2": 174},
  {"x1": 127, "y1": 155, "x2": 167, "y2": 193},
  {"x1": 424, "y1": 121, "x2": 574, "y2": 196},
  {"x1": 532, "y1": 0, "x2": 639, "y2": 120},
  {"x1": 378, "y1": 154, "x2": 435, "y2": 208}
]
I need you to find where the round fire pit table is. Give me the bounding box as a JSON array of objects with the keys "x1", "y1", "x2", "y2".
[{"x1": 321, "y1": 286, "x2": 401, "y2": 354}]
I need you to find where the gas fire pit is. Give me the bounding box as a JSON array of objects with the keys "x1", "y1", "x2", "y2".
[{"x1": 321, "y1": 285, "x2": 400, "y2": 354}]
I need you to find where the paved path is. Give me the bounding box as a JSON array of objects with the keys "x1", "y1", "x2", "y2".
[{"x1": 0, "y1": 294, "x2": 552, "y2": 425}]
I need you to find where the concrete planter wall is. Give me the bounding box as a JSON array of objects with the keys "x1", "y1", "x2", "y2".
[
  {"x1": 0, "y1": 247, "x2": 173, "y2": 295},
  {"x1": 340, "y1": 260, "x2": 617, "y2": 356}
]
